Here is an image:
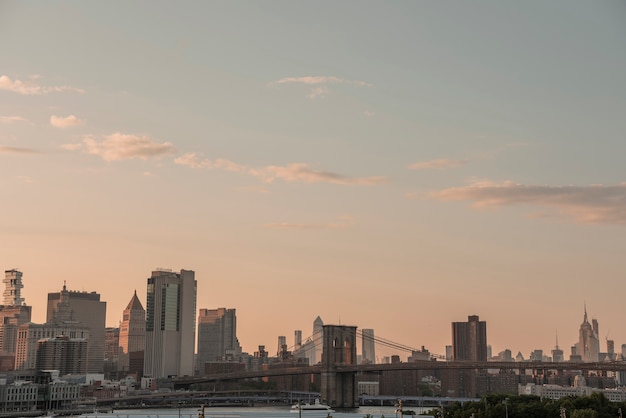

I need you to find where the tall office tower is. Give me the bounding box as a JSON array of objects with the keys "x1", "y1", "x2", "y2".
[
  {"x1": 577, "y1": 305, "x2": 600, "y2": 362},
  {"x1": 47, "y1": 283, "x2": 106, "y2": 373},
  {"x1": 0, "y1": 270, "x2": 32, "y2": 357},
  {"x1": 361, "y1": 329, "x2": 376, "y2": 364},
  {"x1": 294, "y1": 330, "x2": 302, "y2": 350},
  {"x1": 451, "y1": 315, "x2": 487, "y2": 361},
  {"x1": 196, "y1": 308, "x2": 241, "y2": 374},
  {"x1": 36, "y1": 336, "x2": 87, "y2": 375},
  {"x1": 118, "y1": 291, "x2": 145, "y2": 378},
  {"x1": 277, "y1": 335, "x2": 287, "y2": 356},
  {"x1": 300, "y1": 316, "x2": 324, "y2": 365},
  {"x1": 144, "y1": 269, "x2": 197, "y2": 378}
]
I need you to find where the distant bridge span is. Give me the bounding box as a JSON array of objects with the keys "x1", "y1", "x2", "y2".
[{"x1": 173, "y1": 360, "x2": 626, "y2": 388}]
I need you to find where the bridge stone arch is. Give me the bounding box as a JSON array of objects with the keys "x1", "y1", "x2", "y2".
[{"x1": 321, "y1": 325, "x2": 358, "y2": 408}]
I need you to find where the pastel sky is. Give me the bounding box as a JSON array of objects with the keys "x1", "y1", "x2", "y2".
[{"x1": 1, "y1": 1, "x2": 625, "y2": 360}]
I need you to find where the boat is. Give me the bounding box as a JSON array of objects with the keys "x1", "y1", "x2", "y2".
[{"x1": 290, "y1": 399, "x2": 334, "y2": 413}]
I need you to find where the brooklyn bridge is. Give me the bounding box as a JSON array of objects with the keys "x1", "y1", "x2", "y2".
[{"x1": 172, "y1": 325, "x2": 626, "y2": 408}]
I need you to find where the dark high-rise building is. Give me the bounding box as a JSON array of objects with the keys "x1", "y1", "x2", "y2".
[
  {"x1": 451, "y1": 315, "x2": 487, "y2": 361},
  {"x1": 36, "y1": 336, "x2": 88, "y2": 375},
  {"x1": 196, "y1": 308, "x2": 241, "y2": 375},
  {"x1": 144, "y1": 269, "x2": 196, "y2": 378},
  {"x1": 47, "y1": 283, "x2": 106, "y2": 373}
]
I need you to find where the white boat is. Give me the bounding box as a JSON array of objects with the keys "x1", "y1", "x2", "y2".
[{"x1": 290, "y1": 399, "x2": 334, "y2": 413}]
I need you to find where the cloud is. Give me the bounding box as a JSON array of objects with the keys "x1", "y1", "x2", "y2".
[
  {"x1": 430, "y1": 179, "x2": 626, "y2": 224},
  {"x1": 50, "y1": 115, "x2": 86, "y2": 128},
  {"x1": 175, "y1": 153, "x2": 388, "y2": 186},
  {"x1": 408, "y1": 158, "x2": 470, "y2": 170},
  {"x1": 64, "y1": 133, "x2": 176, "y2": 161},
  {"x1": 263, "y1": 163, "x2": 387, "y2": 185},
  {"x1": 271, "y1": 75, "x2": 372, "y2": 99},
  {"x1": 0, "y1": 75, "x2": 85, "y2": 95},
  {"x1": 272, "y1": 76, "x2": 372, "y2": 87},
  {"x1": 264, "y1": 216, "x2": 356, "y2": 230},
  {"x1": 0, "y1": 146, "x2": 40, "y2": 154},
  {"x1": 307, "y1": 86, "x2": 329, "y2": 100},
  {"x1": 0, "y1": 116, "x2": 27, "y2": 124}
]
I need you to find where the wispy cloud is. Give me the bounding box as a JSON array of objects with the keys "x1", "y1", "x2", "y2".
[
  {"x1": 430, "y1": 179, "x2": 626, "y2": 224},
  {"x1": 0, "y1": 75, "x2": 85, "y2": 95},
  {"x1": 175, "y1": 153, "x2": 388, "y2": 186},
  {"x1": 272, "y1": 76, "x2": 372, "y2": 87},
  {"x1": 50, "y1": 115, "x2": 86, "y2": 128},
  {"x1": 0, "y1": 146, "x2": 40, "y2": 154},
  {"x1": 63, "y1": 133, "x2": 176, "y2": 161},
  {"x1": 408, "y1": 158, "x2": 470, "y2": 170},
  {"x1": 0, "y1": 116, "x2": 28, "y2": 124},
  {"x1": 264, "y1": 216, "x2": 356, "y2": 230},
  {"x1": 271, "y1": 75, "x2": 372, "y2": 99}
]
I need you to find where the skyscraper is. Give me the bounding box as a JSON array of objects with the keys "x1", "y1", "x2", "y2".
[
  {"x1": 577, "y1": 305, "x2": 600, "y2": 362},
  {"x1": 46, "y1": 283, "x2": 106, "y2": 373},
  {"x1": 196, "y1": 307, "x2": 241, "y2": 375},
  {"x1": 144, "y1": 269, "x2": 196, "y2": 378},
  {"x1": 0, "y1": 270, "x2": 31, "y2": 358},
  {"x1": 118, "y1": 290, "x2": 145, "y2": 378},
  {"x1": 361, "y1": 329, "x2": 376, "y2": 364},
  {"x1": 451, "y1": 315, "x2": 487, "y2": 361},
  {"x1": 3, "y1": 269, "x2": 25, "y2": 306}
]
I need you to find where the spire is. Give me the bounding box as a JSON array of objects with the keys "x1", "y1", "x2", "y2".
[
  {"x1": 555, "y1": 330, "x2": 560, "y2": 350},
  {"x1": 583, "y1": 302, "x2": 588, "y2": 323},
  {"x1": 125, "y1": 290, "x2": 144, "y2": 311}
]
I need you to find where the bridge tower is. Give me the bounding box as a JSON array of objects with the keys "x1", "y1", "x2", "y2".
[{"x1": 321, "y1": 324, "x2": 358, "y2": 408}]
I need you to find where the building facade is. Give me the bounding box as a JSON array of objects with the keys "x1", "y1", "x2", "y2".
[
  {"x1": 196, "y1": 308, "x2": 241, "y2": 375},
  {"x1": 35, "y1": 336, "x2": 88, "y2": 375},
  {"x1": 361, "y1": 329, "x2": 376, "y2": 364},
  {"x1": 144, "y1": 269, "x2": 196, "y2": 378},
  {"x1": 577, "y1": 306, "x2": 600, "y2": 362},
  {"x1": 118, "y1": 290, "x2": 145, "y2": 378},
  {"x1": 0, "y1": 270, "x2": 32, "y2": 365},
  {"x1": 451, "y1": 315, "x2": 487, "y2": 361},
  {"x1": 46, "y1": 283, "x2": 106, "y2": 373}
]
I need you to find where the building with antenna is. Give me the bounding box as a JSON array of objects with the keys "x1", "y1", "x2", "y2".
[
  {"x1": 576, "y1": 305, "x2": 600, "y2": 362},
  {"x1": 552, "y1": 332, "x2": 564, "y2": 362}
]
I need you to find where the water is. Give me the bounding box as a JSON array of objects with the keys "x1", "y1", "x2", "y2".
[{"x1": 76, "y1": 405, "x2": 433, "y2": 418}]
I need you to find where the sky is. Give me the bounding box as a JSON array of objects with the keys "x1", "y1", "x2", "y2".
[{"x1": 1, "y1": 1, "x2": 626, "y2": 360}]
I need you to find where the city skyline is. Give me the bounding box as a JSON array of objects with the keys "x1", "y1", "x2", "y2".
[
  {"x1": 1, "y1": 2, "x2": 626, "y2": 362},
  {"x1": 2, "y1": 267, "x2": 620, "y2": 362}
]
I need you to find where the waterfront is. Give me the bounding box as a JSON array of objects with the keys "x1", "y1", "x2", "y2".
[{"x1": 76, "y1": 405, "x2": 434, "y2": 418}]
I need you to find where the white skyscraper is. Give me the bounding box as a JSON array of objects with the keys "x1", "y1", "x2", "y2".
[
  {"x1": 3, "y1": 270, "x2": 25, "y2": 306},
  {"x1": 144, "y1": 269, "x2": 197, "y2": 378}
]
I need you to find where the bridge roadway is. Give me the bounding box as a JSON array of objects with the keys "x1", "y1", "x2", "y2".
[{"x1": 173, "y1": 360, "x2": 626, "y2": 388}]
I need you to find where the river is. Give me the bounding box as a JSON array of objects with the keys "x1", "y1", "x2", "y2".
[{"x1": 75, "y1": 405, "x2": 435, "y2": 418}]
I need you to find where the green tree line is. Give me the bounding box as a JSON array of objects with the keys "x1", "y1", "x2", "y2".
[{"x1": 436, "y1": 393, "x2": 624, "y2": 418}]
